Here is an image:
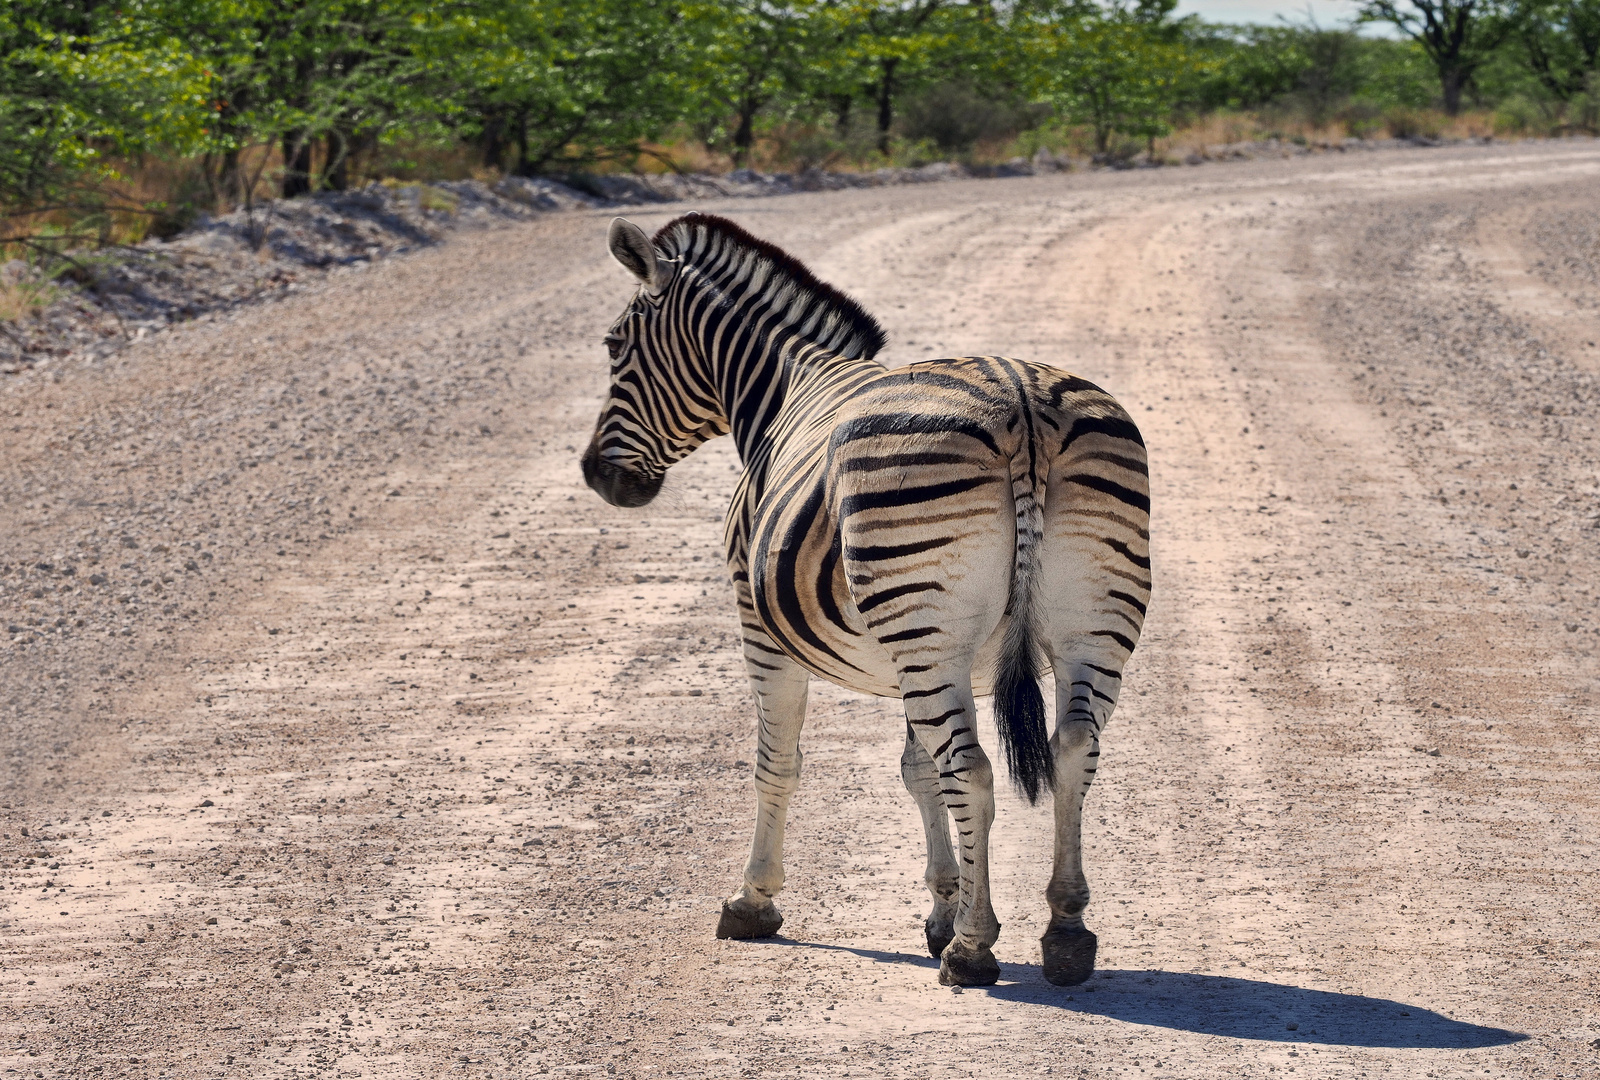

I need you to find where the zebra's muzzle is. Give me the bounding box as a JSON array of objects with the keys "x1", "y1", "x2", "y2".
[{"x1": 581, "y1": 443, "x2": 663, "y2": 508}]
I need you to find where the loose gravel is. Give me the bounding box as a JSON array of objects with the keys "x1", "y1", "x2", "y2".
[{"x1": 1, "y1": 139, "x2": 1598, "y2": 1080}]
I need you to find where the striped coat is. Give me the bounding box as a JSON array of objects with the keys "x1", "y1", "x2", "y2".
[{"x1": 583, "y1": 213, "x2": 1149, "y2": 987}]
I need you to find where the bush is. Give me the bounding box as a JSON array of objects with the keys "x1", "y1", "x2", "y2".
[
  {"x1": 1492, "y1": 96, "x2": 1554, "y2": 136},
  {"x1": 1095, "y1": 135, "x2": 1145, "y2": 168},
  {"x1": 1571, "y1": 73, "x2": 1600, "y2": 134},
  {"x1": 1338, "y1": 100, "x2": 1386, "y2": 138},
  {"x1": 1384, "y1": 106, "x2": 1445, "y2": 139},
  {"x1": 897, "y1": 82, "x2": 1040, "y2": 157}
]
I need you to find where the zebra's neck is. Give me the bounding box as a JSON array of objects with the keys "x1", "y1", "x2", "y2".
[
  {"x1": 710, "y1": 323, "x2": 881, "y2": 466},
  {"x1": 656, "y1": 215, "x2": 889, "y2": 467}
]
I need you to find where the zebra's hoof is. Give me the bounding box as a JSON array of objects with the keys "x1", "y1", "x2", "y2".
[
  {"x1": 938, "y1": 941, "x2": 1000, "y2": 986},
  {"x1": 715, "y1": 899, "x2": 783, "y2": 940},
  {"x1": 924, "y1": 918, "x2": 954, "y2": 960},
  {"x1": 1041, "y1": 926, "x2": 1098, "y2": 986}
]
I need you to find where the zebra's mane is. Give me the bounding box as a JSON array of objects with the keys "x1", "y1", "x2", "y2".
[{"x1": 652, "y1": 213, "x2": 888, "y2": 362}]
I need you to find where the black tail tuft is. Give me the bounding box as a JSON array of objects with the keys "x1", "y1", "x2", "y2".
[{"x1": 995, "y1": 620, "x2": 1054, "y2": 805}]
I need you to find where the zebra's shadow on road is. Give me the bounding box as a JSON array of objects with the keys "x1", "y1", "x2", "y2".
[
  {"x1": 985, "y1": 967, "x2": 1527, "y2": 1049},
  {"x1": 751, "y1": 939, "x2": 1525, "y2": 1049}
]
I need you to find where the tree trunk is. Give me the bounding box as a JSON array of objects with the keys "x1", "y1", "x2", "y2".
[
  {"x1": 876, "y1": 58, "x2": 899, "y2": 156},
  {"x1": 206, "y1": 149, "x2": 242, "y2": 211},
  {"x1": 732, "y1": 104, "x2": 756, "y2": 167},
  {"x1": 324, "y1": 133, "x2": 349, "y2": 192},
  {"x1": 481, "y1": 112, "x2": 507, "y2": 172},
  {"x1": 833, "y1": 95, "x2": 852, "y2": 137},
  {"x1": 513, "y1": 114, "x2": 532, "y2": 177},
  {"x1": 281, "y1": 134, "x2": 314, "y2": 198},
  {"x1": 1440, "y1": 66, "x2": 1466, "y2": 116}
]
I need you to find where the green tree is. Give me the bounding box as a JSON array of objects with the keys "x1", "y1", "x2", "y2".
[
  {"x1": 443, "y1": 0, "x2": 691, "y2": 176},
  {"x1": 1357, "y1": 0, "x2": 1517, "y2": 113},
  {"x1": 135, "y1": 0, "x2": 442, "y2": 200},
  {"x1": 1515, "y1": 0, "x2": 1600, "y2": 102},
  {"x1": 1023, "y1": 3, "x2": 1207, "y2": 155},
  {"x1": 1187, "y1": 24, "x2": 1313, "y2": 111},
  {"x1": 838, "y1": 0, "x2": 987, "y2": 156},
  {"x1": 681, "y1": 0, "x2": 820, "y2": 167},
  {"x1": 1, "y1": 0, "x2": 209, "y2": 239}
]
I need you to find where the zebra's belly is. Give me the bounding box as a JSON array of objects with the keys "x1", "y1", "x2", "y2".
[
  {"x1": 748, "y1": 585, "x2": 1017, "y2": 701},
  {"x1": 802, "y1": 618, "x2": 1014, "y2": 699}
]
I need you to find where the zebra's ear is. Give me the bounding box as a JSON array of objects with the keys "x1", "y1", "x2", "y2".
[{"x1": 608, "y1": 217, "x2": 667, "y2": 292}]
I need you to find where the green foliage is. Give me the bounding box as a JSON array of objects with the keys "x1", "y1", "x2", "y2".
[
  {"x1": 834, "y1": 0, "x2": 998, "y2": 155},
  {"x1": 7, "y1": 0, "x2": 1600, "y2": 260},
  {"x1": 1514, "y1": 0, "x2": 1600, "y2": 111},
  {"x1": 430, "y1": 0, "x2": 690, "y2": 177},
  {"x1": 897, "y1": 81, "x2": 1045, "y2": 156},
  {"x1": 1188, "y1": 24, "x2": 1318, "y2": 111},
  {"x1": 678, "y1": 0, "x2": 824, "y2": 165},
  {"x1": 1, "y1": 1, "x2": 210, "y2": 231},
  {"x1": 1188, "y1": 20, "x2": 1439, "y2": 118},
  {"x1": 1356, "y1": 0, "x2": 1517, "y2": 114},
  {"x1": 1021, "y1": 1, "x2": 1209, "y2": 154}
]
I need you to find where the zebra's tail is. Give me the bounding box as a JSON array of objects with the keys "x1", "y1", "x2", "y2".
[{"x1": 994, "y1": 460, "x2": 1054, "y2": 805}]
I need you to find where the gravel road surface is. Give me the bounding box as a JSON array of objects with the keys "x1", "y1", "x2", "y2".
[{"x1": 3, "y1": 140, "x2": 1598, "y2": 1080}]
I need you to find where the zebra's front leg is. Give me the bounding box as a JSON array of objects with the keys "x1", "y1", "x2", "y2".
[
  {"x1": 900, "y1": 722, "x2": 961, "y2": 958},
  {"x1": 716, "y1": 639, "x2": 809, "y2": 940},
  {"x1": 901, "y1": 673, "x2": 1000, "y2": 986}
]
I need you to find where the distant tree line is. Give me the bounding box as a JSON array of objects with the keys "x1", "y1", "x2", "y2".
[{"x1": 4, "y1": 0, "x2": 1599, "y2": 238}]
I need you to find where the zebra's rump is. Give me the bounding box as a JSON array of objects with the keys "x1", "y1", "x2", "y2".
[{"x1": 740, "y1": 356, "x2": 1150, "y2": 698}]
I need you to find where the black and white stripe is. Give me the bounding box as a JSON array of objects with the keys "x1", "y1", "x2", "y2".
[{"x1": 582, "y1": 213, "x2": 1150, "y2": 987}]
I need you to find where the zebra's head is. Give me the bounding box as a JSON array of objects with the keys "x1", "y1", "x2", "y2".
[{"x1": 581, "y1": 216, "x2": 729, "y2": 508}]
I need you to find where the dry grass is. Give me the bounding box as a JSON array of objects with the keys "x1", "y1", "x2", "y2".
[
  {"x1": 0, "y1": 105, "x2": 1536, "y2": 324},
  {"x1": 1157, "y1": 107, "x2": 1499, "y2": 160},
  {"x1": 0, "y1": 279, "x2": 54, "y2": 324}
]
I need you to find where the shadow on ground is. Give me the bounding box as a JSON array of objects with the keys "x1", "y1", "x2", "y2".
[
  {"x1": 747, "y1": 939, "x2": 1525, "y2": 1050},
  {"x1": 986, "y1": 967, "x2": 1527, "y2": 1049}
]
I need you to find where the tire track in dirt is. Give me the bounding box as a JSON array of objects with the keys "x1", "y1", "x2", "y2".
[{"x1": 2, "y1": 141, "x2": 1598, "y2": 1080}]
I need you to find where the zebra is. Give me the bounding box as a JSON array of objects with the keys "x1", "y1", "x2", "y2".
[{"x1": 581, "y1": 213, "x2": 1149, "y2": 987}]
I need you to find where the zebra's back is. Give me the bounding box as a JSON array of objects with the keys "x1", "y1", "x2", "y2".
[{"x1": 739, "y1": 355, "x2": 1149, "y2": 698}]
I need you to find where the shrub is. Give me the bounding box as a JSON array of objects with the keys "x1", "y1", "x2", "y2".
[
  {"x1": 897, "y1": 82, "x2": 1039, "y2": 157},
  {"x1": 1493, "y1": 96, "x2": 1554, "y2": 136},
  {"x1": 1338, "y1": 100, "x2": 1386, "y2": 138},
  {"x1": 1384, "y1": 106, "x2": 1445, "y2": 139}
]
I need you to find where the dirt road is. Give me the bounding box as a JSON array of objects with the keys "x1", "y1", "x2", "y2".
[{"x1": 3, "y1": 141, "x2": 1598, "y2": 1080}]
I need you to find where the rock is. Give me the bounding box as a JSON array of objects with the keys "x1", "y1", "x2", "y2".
[{"x1": 494, "y1": 177, "x2": 602, "y2": 212}]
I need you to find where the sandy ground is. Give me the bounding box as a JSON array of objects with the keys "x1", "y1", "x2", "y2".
[{"x1": 2, "y1": 141, "x2": 1599, "y2": 1080}]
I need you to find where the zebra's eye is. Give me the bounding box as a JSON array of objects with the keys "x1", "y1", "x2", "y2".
[{"x1": 604, "y1": 334, "x2": 624, "y2": 360}]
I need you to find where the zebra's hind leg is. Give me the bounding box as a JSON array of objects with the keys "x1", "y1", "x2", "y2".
[
  {"x1": 900, "y1": 722, "x2": 960, "y2": 958},
  {"x1": 900, "y1": 672, "x2": 1001, "y2": 987},
  {"x1": 716, "y1": 641, "x2": 809, "y2": 941},
  {"x1": 1040, "y1": 661, "x2": 1118, "y2": 986}
]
